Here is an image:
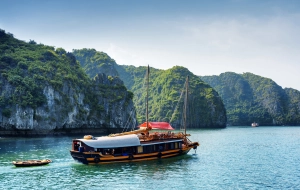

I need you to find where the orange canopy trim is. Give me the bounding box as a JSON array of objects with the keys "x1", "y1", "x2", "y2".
[{"x1": 138, "y1": 122, "x2": 174, "y2": 130}]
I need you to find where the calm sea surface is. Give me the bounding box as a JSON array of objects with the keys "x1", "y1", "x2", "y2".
[{"x1": 1, "y1": 126, "x2": 300, "y2": 190}]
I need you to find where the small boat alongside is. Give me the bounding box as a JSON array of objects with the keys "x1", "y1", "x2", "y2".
[
  {"x1": 70, "y1": 65, "x2": 199, "y2": 164},
  {"x1": 12, "y1": 159, "x2": 52, "y2": 167}
]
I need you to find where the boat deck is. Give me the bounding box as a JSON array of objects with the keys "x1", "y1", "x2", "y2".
[{"x1": 138, "y1": 131, "x2": 186, "y2": 142}]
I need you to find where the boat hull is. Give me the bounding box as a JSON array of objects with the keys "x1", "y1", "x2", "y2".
[
  {"x1": 70, "y1": 147, "x2": 192, "y2": 164},
  {"x1": 12, "y1": 159, "x2": 52, "y2": 167}
]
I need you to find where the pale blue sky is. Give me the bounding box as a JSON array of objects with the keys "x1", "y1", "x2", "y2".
[{"x1": 1, "y1": 0, "x2": 300, "y2": 90}]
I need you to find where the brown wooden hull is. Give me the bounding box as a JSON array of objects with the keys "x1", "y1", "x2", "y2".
[
  {"x1": 12, "y1": 159, "x2": 51, "y2": 167},
  {"x1": 70, "y1": 147, "x2": 192, "y2": 164}
]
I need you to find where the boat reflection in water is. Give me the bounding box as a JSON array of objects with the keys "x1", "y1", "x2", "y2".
[{"x1": 70, "y1": 66, "x2": 199, "y2": 164}]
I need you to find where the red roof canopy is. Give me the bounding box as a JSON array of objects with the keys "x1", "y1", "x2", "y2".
[{"x1": 138, "y1": 122, "x2": 174, "y2": 130}]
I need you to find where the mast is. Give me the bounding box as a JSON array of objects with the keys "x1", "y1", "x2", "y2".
[
  {"x1": 146, "y1": 65, "x2": 149, "y2": 129},
  {"x1": 184, "y1": 76, "x2": 189, "y2": 135}
]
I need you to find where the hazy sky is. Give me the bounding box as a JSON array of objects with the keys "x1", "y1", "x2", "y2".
[{"x1": 1, "y1": 0, "x2": 300, "y2": 90}]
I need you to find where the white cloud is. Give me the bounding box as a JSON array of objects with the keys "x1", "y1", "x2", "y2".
[
  {"x1": 187, "y1": 15, "x2": 300, "y2": 90},
  {"x1": 104, "y1": 14, "x2": 300, "y2": 90},
  {"x1": 106, "y1": 43, "x2": 151, "y2": 66}
]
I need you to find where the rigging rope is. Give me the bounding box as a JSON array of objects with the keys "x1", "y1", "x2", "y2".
[
  {"x1": 122, "y1": 107, "x2": 136, "y2": 133},
  {"x1": 170, "y1": 79, "x2": 189, "y2": 131},
  {"x1": 170, "y1": 83, "x2": 185, "y2": 124},
  {"x1": 122, "y1": 68, "x2": 148, "y2": 133}
]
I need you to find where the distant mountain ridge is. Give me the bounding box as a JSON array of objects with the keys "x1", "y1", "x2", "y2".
[{"x1": 201, "y1": 72, "x2": 300, "y2": 126}]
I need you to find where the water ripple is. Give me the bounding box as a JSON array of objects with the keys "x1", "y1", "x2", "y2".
[{"x1": 1, "y1": 127, "x2": 300, "y2": 189}]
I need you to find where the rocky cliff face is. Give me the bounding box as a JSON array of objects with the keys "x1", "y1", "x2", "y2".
[
  {"x1": 0, "y1": 31, "x2": 136, "y2": 136},
  {"x1": 201, "y1": 72, "x2": 300, "y2": 126},
  {"x1": 243, "y1": 73, "x2": 287, "y2": 125},
  {"x1": 0, "y1": 73, "x2": 136, "y2": 136},
  {"x1": 91, "y1": 73, "x2": 136, "y2": 129},
  {"x1": 284, "y1": 88, "x2": 300, "y2": 125}
]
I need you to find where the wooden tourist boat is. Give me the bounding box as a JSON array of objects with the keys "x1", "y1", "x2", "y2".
[
  {"x1": 12, "y1": 159, "x2": 52, "y2": 167},
  {"x1": 70, "y1": 66, "x2": 199, "y2": 164},
  {"x1": 70, "y1": 125, "x2": 199, "y2": 164}
]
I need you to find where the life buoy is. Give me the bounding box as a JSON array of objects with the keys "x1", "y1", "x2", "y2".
[
  {"x1": 94, "y1": 157, "x2": 100, "y2": 163},
  {"x1": 128, "y1": 154, "x2": 134, "y2": 160},
  {"x1": 84, "y1": 135, "x2": 93, "y2": 140}
]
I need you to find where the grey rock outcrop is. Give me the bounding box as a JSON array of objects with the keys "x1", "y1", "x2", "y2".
[
  {"x1": 0, "y1": 73, "x2": 136, "y2": 136},
  {"x1": 0, "y1": 31, "x2": 136, "y2": 136}
]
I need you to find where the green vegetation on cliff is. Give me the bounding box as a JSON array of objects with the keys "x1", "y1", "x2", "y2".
[
  {"x1": 72, "y1": 48, "x2": 227, "y2": 128},
  {"x1": 0, "y1": 29, "x2": 88, "y2": 110},
  {"x1": 73, "y1": 49, "x2": 119, "y2": 78},
  {"x1": 201, "y1": 72, "x2": 300, "y2": 126},
  {"x1": 117, "y1": 65, "x2": 227, "y2": 128},
  {"x1": 0, "y1": 29, "x2": 135, "y2": 133}
]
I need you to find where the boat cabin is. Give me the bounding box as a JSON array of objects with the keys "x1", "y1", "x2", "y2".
[{"x1": 72, "y1": 134, "x2": 183, "y2": 156}]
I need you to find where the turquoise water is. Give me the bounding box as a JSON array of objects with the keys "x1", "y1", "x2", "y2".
[{"x1": 1, "y1": 127, "x2": 300, "y2": 189}]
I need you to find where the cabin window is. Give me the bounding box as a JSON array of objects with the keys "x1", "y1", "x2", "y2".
[
  {"x1": 170, "y1": 143, "x2": 175, "y2": 150},
  {"x1": 113, "y1": 148, "x2": 122, "y2": 156},
  {"x1": 149, "y1": 145, "x2": 154, "y2": 153},
  {"x1": 122, "y1": 147, "x2": 132, "y2": 155},
  {"x1": 104, "y1": 149, "x2": 110, "y2": 155},
  {"x1": 159, "y1": 144, "x2": 164, "y2": 151},
  {"x1": 175, "y1": 142, "x2": 178, "y2": 149},
  {"x1": 137, "y1": 146, "x2": 143, "y2": 153},
  {"x1": 165, "y1": 143, "x2": 169, "y2": 150},
  {"x1": 81, "y1": 143, "x2": 93, "y2": 152},
  {"x1": 73, "y1": 141, "x2": 80, "y2": 151},
  {"x1": 143, "y1": 145, "x2": 154, "y2": 153}
]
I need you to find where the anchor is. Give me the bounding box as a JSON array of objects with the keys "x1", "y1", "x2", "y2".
[{"x1": 193, "y1": 145, "x2": 197, "y2": 154}]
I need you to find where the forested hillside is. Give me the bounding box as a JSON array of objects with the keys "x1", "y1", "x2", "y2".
[
  {"x1": 73, "y1": 48, "x2": 119, "y2": 77},
  {"x1": 0, "y1": 29, "x2": 135, "y2": 136},
  {"x1": 201, "y1": 72, "x2": 300, "y2": 126},
  {"x1": 73, "y1": 49, "x2": 227, "y2": 128},
  {"x1": 118, "y1": 66, "x2": 227, "y2": 128}
]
